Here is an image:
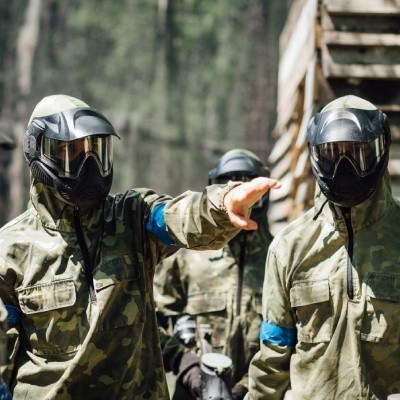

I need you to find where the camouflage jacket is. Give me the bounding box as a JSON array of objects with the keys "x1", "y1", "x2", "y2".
[
  {"x1": 154, "y1": 217, "x2": 273, "y2": 386},
  {"x1": 0, "y1": 179, "x2": 240, "y2": 400},
  {"x1": 246, "y1": 171, "x2": 400, "y2": 400}
]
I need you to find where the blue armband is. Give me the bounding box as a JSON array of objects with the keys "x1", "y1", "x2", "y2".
[
  {"x1": 146, "y1": 203, "x2": 176, "y2": 246},
  {"x1": 259, "y1": 320, "x2": 297, "y2": 346},
  {"x1": 4, "y1": 304, "x2": 22, "y2": 326},
  {"x1": 0, "y1": 379, "x2": 12, "y2": 400}
]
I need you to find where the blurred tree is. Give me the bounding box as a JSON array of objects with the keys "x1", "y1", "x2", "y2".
[{"x1": 0, "y1": 0, "x2": 291, "y2": 225}]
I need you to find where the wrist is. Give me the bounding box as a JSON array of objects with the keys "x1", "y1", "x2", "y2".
[{"x1": 221, "y1": 181, "x2": 243, "y2": 212}]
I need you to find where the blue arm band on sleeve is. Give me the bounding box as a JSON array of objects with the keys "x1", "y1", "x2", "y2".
[
  {"x1": 0, "y1": 379, "x2": 12, "y2": 400},
  {"x1": 5, "y1": 304, "x2": 22, "y2": 326},
  {"x1": 259, "y1": 320, "x2": 297, "y2": 346},
  {"x1": 146, "y1": 203, "x2": 177, "y2": 246}
]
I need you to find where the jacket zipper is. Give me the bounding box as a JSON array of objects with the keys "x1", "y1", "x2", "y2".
[
  {"x1": 236, "y1": 232, "x2": 247, "y2": 316},
  {"x1": 341, "y1": 207, "x2": 354, "y2": 300},
  {"x1": 73, "y1": 208, "x2": 97, "y2": 303}
]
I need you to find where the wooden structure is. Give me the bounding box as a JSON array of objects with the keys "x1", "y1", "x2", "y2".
[{"x1": 268, "y1": 0, "x2": 400, "y2": 235}]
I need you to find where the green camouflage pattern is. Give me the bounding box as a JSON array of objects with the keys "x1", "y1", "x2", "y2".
[
  {"x1": 247, "y1": 171, "x2": 400, "y2": 400},
  {"x1": 154, "y1": 217, "x2": 273, "y2": 387},
  {"x1": 0, "y1": 178, "x2": 240, "y2": 400}
]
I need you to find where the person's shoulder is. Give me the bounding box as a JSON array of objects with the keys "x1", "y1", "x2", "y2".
[
  {"x1": 269, "y1": 207, "x2": 316, "y2": 250},
  {"x1": 0, "y1": 208, "x2": 34, "y2": 235}
]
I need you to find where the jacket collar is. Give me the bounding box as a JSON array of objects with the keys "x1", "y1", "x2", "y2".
[
  {"x1": 30, "y1": 176, "x2": 104, "y2": 233},
  {"x1": 313, "y1": 170, "x2": 394, "y2": 230}
]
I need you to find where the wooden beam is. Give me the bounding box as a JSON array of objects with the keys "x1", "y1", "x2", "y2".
[
  {"x1": 323, "y1": 62, "x2": 400, "y2": 79},
  {"x1": 324, "y1": 0, "x2": 400, "y2": 15},
  {"x1": 269, "y1": 125, "x2": 297, "y2": 164},
  {"x1": 323, "y1": 31, "x2": 400, "y2": 47},
  {"x1": 269, "y1": 173, "x2": 292, "y2": 201},
  {"x1": 277, "y1": 0, "x2": 318, "y2": 125}
]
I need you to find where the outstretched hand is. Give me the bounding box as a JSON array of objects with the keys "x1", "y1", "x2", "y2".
[{"x1": 223, "y1": 177, "x2": 281, "y2": 230}]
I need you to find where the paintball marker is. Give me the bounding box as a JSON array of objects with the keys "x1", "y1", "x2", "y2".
[{"x1": 198, "y1": 323, "x2": 233, "y2": 400}]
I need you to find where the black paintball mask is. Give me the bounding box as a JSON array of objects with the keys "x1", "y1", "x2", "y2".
[
  {"x1": 23, "y1": 107, "x2": 120, "y2": 209},
  {"x1": 307, "y1": 98, "x2": 391, "y2": 208},
  {"x1": 208, "y1": 149, "x2": 270, "y2": 220}
]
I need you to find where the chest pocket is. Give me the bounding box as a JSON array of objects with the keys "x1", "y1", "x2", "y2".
[
  {"x1": 361, "y1": 273, "x2": 400, "y2": 344},
  {"x1": 290, "y1": 279, "x2": 332, "y2": 343},
  {"x1": 95, "y1": 255, "x2": 145, "y2": 331},
  {"x1": 17, "y1": 279, "x2": 79, "y2": 356}
]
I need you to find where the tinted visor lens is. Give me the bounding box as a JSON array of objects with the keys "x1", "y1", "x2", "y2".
[
  {"x1": 42, "y1": 135, "x2": 113, "y2": 178},
  {"x1": 214, "y1": 173, "x2": 257, "y2": 184},
  {"x1": 310, "y1": 135, "x2": 385, "y2": 178}
]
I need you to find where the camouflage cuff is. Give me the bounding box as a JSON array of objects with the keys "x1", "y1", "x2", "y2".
[{"x1": 220, "y1": 181, "x2": 243, "y2": 212}]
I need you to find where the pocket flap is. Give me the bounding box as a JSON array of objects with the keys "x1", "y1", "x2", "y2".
[
  {"x1": 18, "y1": 280, "x2": 76, "y2": 314},
  {"x1": 186, "y1": 292, "x2": 227, "y2": 315},
  {"x1": 96, "y1": 255, "x2": 141, "y2": 290},
  {"x1": 290, "y1": 280, "x2": 329, "y2": 307}
]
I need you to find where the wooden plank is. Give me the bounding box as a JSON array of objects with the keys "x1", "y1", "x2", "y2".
[
  {"x1": 303, "y1": 58, "x2": 318, "y2": 114},
  {"x1": 295, "y1": 98, "x2": 315, "y2": 148},
  {"x1": 276, "y1": 87, "x2": 300, "y2": 131},
  {"x1": 323, "y1": 32, "x2": 400, "y2": 47},
  {"x1": 268, "y1": 129, "x2": 295, "y2": 164},
  {"x1": 277, "y1": 0, "x2": 318, "y2": 121},
  {"x1": 293, "y1": 148, "x2": 310, "y2": 179},
  {"x1": 269, "y1": 172, "x2": 292, "y2": 201},
  {"x1": 388, "y1": 159, "x2": 400, "y2": 177},
  {"x1": 323, "y1": 62, "x2": 400, "y2": 79},
  {"x1": 268, "y1": 198, "x2": 293, "y2": 222},
  {"x1": 321, "y1": 5, "x2": 400, "y2": 34},
  {"x1": 321, "y1": 44, "x2": 400, "y2": 78},
  {"x1": 279, "y1": 0, "x2": 308, "y2": 54},
  {"x1": 321, "y1": 32, "x2": 400, "y2": 66},
  {"x1": 294, "y1": 178, "x2": 314, "y2": 204},
  {"x1": 271, "y1": 151, "x2": 293, "y2": 180},
  {"x1": 324, "y1": 0, "x2": 400, "y2": 15}
]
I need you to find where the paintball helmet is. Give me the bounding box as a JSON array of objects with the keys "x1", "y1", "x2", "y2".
[
  {"x1": 23, "y1": 95, "x2": 120, "y2": 208},
  {"x1": 306, "y1": 95, "x2": 391, "y2": 207},
  {"x1": 208, "y1": 149, "x2": 270, "y2": 219}
]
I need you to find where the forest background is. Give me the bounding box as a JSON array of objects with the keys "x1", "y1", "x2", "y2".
[{"x1": 0, "y1": 0, "x2": 292, "y2": 226}]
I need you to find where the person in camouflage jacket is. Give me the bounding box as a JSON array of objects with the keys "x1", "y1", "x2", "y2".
[
  {"x1": 0, "y1": 94, "x2": 281, "y2": 400},
  {"x1": 246, "y1": 95, "x2": 400, "y2": 400},
  {"x1": 154, "y1": 149, "x2": 274, "y2": 400}
]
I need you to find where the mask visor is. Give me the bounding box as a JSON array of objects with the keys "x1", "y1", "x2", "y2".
[
  {"x1": 41, "y1": 135, "x2": 113, "y2": 178},
  {"x1": 310, "y1": 135, "x2": 386, "y2": 178}
]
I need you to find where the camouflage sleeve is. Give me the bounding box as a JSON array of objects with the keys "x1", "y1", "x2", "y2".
[
  {"x1": 0, "y1": 276, "x2": 21, "y2": 387},
  {"x1": 164, "y1": 185, "x2": 241, "y2": 250},
  {"x1": 246, "y1": 247, "x2": 294, "y2": 400}
]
